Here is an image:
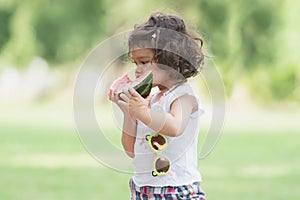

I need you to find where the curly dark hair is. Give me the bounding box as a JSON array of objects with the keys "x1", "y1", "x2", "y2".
[{"x1": 128, "y1": 12, "x2": 204, "y2": 79}]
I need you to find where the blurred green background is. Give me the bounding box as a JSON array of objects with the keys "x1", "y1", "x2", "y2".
[{"x1": 0, "y1": 0, "x2": 299, "y2": 199}]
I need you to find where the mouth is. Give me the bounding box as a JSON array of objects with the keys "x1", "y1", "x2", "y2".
[{"x1": 135, "y1": 73, "x2": 142, "y2": 78}]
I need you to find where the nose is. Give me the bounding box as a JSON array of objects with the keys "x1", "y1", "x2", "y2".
[
  {"x1": 135, "y1": 66, "x2": 143, "y2": 72},
  {"x1": 135, "y1": 63, "x2": 145, "y2": 69},
  {"x1": 135, "y1": 65, "x2": 144, "y2": 77},
  {"x1": 135, "y1": 70, "x2": 143, "y2": 78}
]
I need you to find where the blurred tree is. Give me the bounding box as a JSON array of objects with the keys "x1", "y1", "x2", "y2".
[
  {"x1": 0, "y1": 9, "x2": 12, "y2": 52},
  {"x1": 195, "y1": 0, "x2": 298, "y2": 101},
  {"x1": 246, "y1": 0, "x2": 300, "y2": 102},
  {"x1": 237, "y1": 0, "x2": 283, "y2": 69},
  {"x1": 34, "y1": 0, "x2": 106, "y2": 64},
  {"x1": 0, "y1": 0, "x2": 106, "y2": 67},
  {"x1": 0, "y1": 0, "x2": 38, "y2": 67},
  {"x1": 0, "y1": 0, "x2": 299, "y2": 102}
]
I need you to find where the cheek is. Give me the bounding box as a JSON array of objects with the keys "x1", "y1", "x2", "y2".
[
  {"x1": 149, "y1": 64, "x2": 165, "y2": 84},
  {"x1": 152, "y1": 73, "x2": 164, "y2": 85},
  {"x1": 150, "y1": 67, "x2": 160, "y2": 83}
]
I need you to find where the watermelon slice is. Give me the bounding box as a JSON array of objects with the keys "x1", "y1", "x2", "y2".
[
  {"x1": 110, "y1": 71, "x2": 153, "y2": 98},
  {"x1": 109, "y1": 74, "x2": 131, "y2": 97}
]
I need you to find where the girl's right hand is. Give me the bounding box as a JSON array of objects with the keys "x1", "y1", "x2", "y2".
[{"x1": 108, "y1": 91, "x2": 130, "y2": 115}]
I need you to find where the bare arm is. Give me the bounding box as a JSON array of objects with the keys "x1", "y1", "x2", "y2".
[
  {"x1": 127, "y1": 88, "x2": 197, "y2": 137},
  {"x1": 121, "y1": 114, "x2": 137, "y2": 158},
  {"x1": 109, "y1": 92, "x2": 137, "y2": 158}
]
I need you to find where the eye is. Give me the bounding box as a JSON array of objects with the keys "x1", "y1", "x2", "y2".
[
  {"x1": 141, "y1": 61, "x2": 150, "y2": 65},
  {"x1": 133, "y1": 60, "x2": 151, "y2": 67}
]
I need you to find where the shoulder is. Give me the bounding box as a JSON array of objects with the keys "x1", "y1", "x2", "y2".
[
  {"x1": 169, "y1": 83, "x2": 201, "y2": 114},
  {"x1": 170, "y1": 84, "x2": 197, "y2": 109},
  {"x1": 168, "y1": 83, "x2": 195, "y2": 102},
  {"x1": 170, "y1": 93, "x2": 198, "y2": 113}
]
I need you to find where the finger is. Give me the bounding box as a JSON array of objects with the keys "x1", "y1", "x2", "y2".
[
  {"x1": 122, "y1": 87, "x2": 131, "y2": 98},
  {"x1": 119, "y1": 93, "x2": 129, "y2": 102},
  {"x1": 108, "y1": 92, "x2": 112, "y2": 101},
  {"x1": 108, "y1": 91, "x2": 116, "y2": 102},
  {"x1": 114, "y1": 93, "x2": 121, "y2": 102},
  {"x1": 128, "y1": 87, "x2": 140, "y2": 97},
  {"x1": 108, "y1": 90, "x2": 113, "y2": 100},
  {"x1": 117, "y1": 99, "x2": 127, "y2": 107}
]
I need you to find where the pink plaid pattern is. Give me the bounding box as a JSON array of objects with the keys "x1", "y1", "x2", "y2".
[{"x1": 129, "y1": 179, "x2": 206, "y2": 200}]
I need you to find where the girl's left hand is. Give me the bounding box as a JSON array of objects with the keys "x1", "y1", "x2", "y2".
[{"x1": 123, "y1": 87, "x2": 151, "y2": 119}]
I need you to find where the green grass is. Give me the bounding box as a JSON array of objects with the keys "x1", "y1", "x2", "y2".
[
  {"x1": 0, "y1": 103, "x2": 299, "y2": 199},
  {"x1": 200, "y1": 132, "x2": 300, "y2": 199}
]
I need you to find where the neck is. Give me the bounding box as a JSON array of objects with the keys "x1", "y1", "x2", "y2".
[{"x1": 157, "y1": 79, "x2": 184, "y2": 93}]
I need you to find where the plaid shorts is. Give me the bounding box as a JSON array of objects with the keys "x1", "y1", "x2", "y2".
[{"x1": 129, "y1": 179, "x2": 206, "y2": 200}]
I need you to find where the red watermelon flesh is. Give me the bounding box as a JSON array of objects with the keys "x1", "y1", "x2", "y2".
[
  {"x1": 109, "y1": 71, "x2": 153, "y2": 98},
  {"x1": 109, "y1": 74, "x2": 131, "y2": 97}
]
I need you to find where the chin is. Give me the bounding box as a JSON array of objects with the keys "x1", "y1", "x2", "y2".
[{"x1": 152, "y1": 83, "x2": 158, "y2": 87}]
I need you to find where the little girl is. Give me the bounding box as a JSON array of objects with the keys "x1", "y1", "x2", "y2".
[{"x1": 109, "y1": 12, "x2": 206, "y2": 200}]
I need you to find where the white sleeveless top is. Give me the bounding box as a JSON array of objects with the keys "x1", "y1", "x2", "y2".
[{"x1": 132, "y1": 83, "x2": 204, "y2": 187}]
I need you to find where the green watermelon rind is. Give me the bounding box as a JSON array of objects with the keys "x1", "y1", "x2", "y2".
[
  {"x1": 118, "y1": 71, "x2": 153, "y2": 99},
  {"x1": 133, "y1": 72, "x2": 153, "y2": 98}
]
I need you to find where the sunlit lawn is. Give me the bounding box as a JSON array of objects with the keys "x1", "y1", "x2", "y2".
[{"x1": 0, "y1": 102, "x2": 299, "y2": 199}]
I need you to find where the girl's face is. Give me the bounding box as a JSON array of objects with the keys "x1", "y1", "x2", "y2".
[{"x1": 131, "y1": 48, "x2": 168, "y2": 88}]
